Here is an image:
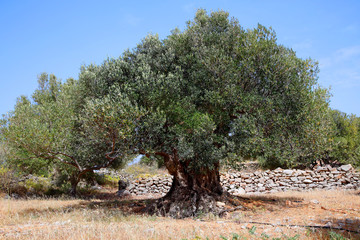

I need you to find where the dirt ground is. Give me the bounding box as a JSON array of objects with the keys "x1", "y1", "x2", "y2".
[{"x1": 0, "y1": 189, "x2": 359, "y2": 239}]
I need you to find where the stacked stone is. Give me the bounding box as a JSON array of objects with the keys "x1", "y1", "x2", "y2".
[
  {"x1": 128, "y1": 174, "x2": 173, "y2": 195},
  {"x1": 127, "y1": 164, "x2": 360, "y2": 196},
  {"x1": 221, "y1": 164, "x2": 360, "y2": 194}
]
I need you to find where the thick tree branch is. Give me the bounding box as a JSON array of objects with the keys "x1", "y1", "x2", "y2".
[
  {"x1": 78, "y1": 133, "x2": 122, "y2": 178},
  {"x1": 48, "y1": 151, "x2": 82, "y2": 170},
  {"x1": 51, "y1": 154, "x2": 79, "y2": 169}
]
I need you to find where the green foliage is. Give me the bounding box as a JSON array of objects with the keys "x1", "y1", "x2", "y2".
[
  {"x1": 0, "y1": 166, "x2": 33, "y2": 195},
  {"x1": 96, "y1": 174, "x2": 120, "y2": 187},
  {"x1": 140, "y1": 155, "x2": 165, "y2": 168},
  {"x1": 75, "y1": 86, "x2": 144, "y2": 170},
  {"x1": 230, "y1": 233, "x2": 242, "y2": 240},
  {"x1": 328, "y1": 110, "x2": 360, "y2": 166},
  {"x1": 0, "y1": 141, "x2": 6, "y2": 165},
  {"x1": 78, "y1": 9, "x2": 332, "y2": 170},
  {"x1": 329, "y1": 231, "x2": 349, "y2": 240},
  {"x1": 248, "y1": 225, "x2": 257, "y2": 235},
  {"x1": 0, "y1": 166, "x2": 15, "y2": 193},
  {"x1": 123, "y1": 164, "x2": 163, "y2": 179},
  {"x1": 24, "y1": 177, "x2": 51, "y2": 194},
  {"x1": 1, "y1": 73, "x2": 75, "y2": 175},
  {"x1": 1, "y1": 73, "x2": 143, "y2": 194}
]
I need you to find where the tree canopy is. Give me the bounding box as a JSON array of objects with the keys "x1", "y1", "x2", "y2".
[
  {"x1": 1, "y1": 73, "x2": 142, "y2": 194},
  {"x1": 79, "y1": 10, "x2": 332, "y2": 170},
  {"x1": 73, "y1": 10, "x2": 333, "y2": 216},
  {"x1": 328, "y1": 109, "x2": 360, "y2": 165}
]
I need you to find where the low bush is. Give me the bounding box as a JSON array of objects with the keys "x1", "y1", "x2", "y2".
[
  {"x1": 24, "y1": 177, "x2": 51, "y2": 195},
  {"x1": 0, "y1": 166, "x2": 27, "y2": 195},
  {"x1": 0, "y1": 166, "x2": 13, "y2": 192},
  {"x1": 123, "y1": 164, "x2": 166, "y2": 179},
  {"x1": 96, "y1": 173, "x2": 120, "y2": 187}
]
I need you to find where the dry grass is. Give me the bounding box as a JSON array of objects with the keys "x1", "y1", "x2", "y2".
[{"x1": 1, "y1": 190, "x2": 360, "y2": 239}]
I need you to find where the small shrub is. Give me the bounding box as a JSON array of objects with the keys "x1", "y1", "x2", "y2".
[
  {"x1": 95, "y1": 173, "x2": 120, "y2": 187},
  {"x1": 95, "y1": 173, "x2": 106, "y2": 185},
  {"x1": 248, "y1": 225, "x2": 257, "y2": 235},
  {"x1": 123, "y1": 164, "x2": 165, "y2": 178},
  {"x1": 0, "y1": 166, "x2": 13, "y2": 192},
  {"x1": 0, "y1": 166, "x2": 27, "y2": 195},
  {"x1": 104, "y1": 174, "x2": 120, "y2": 187},
  {"x1": 24, "y1": 177, "x2": 51, "y2": 195}
]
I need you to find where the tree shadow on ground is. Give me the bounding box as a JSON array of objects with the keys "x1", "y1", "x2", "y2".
[
  {"x1": 17, "y1": 192, "x2": 306, "y2": 218},
  {"x1": 13, "y1": 191, "x2": 360, "y2": 239}
]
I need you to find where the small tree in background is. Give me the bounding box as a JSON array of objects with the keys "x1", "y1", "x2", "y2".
[
  {"x1": 1, "y1": 73, "x2": 143, "y2": 195},
  {"x1": 329, "y1": 109, "x2": 360, "y2": 166}
]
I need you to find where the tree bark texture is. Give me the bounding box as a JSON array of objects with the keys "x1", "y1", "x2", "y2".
[
  {"x1": 149, "y1": 150, "x2": 226, "y2": 218},
  {"x1": 69, "y1": 175, "x2": 79, "y2": 196}
]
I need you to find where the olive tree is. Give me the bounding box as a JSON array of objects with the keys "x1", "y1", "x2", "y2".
[
  {"x1": 1, "y1": 73, "x2": 142, "y2": 194},
  {"x1": 79, "y1": 10, "x2": 332, "y2": 217},
  {"x1": 329, "y1": 110, "x2": 360, "y2": 166}
]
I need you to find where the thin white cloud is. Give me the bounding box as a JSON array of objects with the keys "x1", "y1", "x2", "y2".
[
  {"x1": 319, "y1": 45, "x2": 360, "y2": 69},
  {"x1": 319, "y1": 45, "x2": 360, "y2": 88},
  {"x1": 332, "y1": 68, "x2": 360, "y2": 87},
  {"x1": 337, "y1": 45, "x2": 360, "y2": 59}
]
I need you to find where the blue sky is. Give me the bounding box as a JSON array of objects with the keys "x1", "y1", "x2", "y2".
[{"x1": 1, "y1": 1, "x2": 359, "y2": 116}]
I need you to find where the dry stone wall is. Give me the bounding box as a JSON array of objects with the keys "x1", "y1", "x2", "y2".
[{"x1": 128, "y1": 164, "x2": 360, "y2": 196}]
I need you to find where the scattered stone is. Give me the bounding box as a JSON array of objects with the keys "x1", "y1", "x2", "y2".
[
  {"x1": 310, "y1": 199, "x2": 320, "y2": 204},
  {"x1": 339, "y1": 164, "x2": 353, "y2": 172},
  {"x1": 244, "y1": 179, "x2": 252, "y2": 184},
  {"x1": 11, "y1": 193, "x2": 20, "y2": 199},
  {"x1": 283, "y1": 170, "x2": 294, "y2": 175},
  {"x1": 279, "y1": 182, "x2": 287, "y2": 186},
  {"x1": 236, "y1": 188, "x2": 246, "y2": 195},
  {"x1": 91, "y1": 185, "x2": 102, "y2": 190},
  {"x1": 325, "y1": 222, "x2": 332, "y2": 227},
  {"x1": 290, "y1": 177, "x2": 298, "y2": 182},
  {"x1": 315, "y1": 166, "x2": 326, "y2": 172}
]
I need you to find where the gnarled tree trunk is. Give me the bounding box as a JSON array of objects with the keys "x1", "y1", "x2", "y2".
[
  {"x1": 148, "y1": 150, "x2": 227, "y2": 218},
  {"x1": 69, "y1": 175, "x2": 80, "y2": 196}
]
